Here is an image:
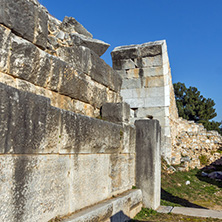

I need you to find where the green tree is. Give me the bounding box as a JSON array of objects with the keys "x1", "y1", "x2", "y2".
[{"x1": 173, "y1": 82, "x2": 221, "y2": 134}]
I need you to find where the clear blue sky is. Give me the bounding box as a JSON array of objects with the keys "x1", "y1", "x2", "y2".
[{"x1": 40, "y1": 0, "x2": 222, "y2": 122}]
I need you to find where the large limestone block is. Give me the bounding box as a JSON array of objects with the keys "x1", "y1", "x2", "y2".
[
  {"x1": 68, "y1": 154, "x2": 112, "y2": 213},
  {"x1": 57, "y1": 45, "x2": 92, "y2": 74},
  {"x1": 109, "y1": 154, "x2": 135, "y2": 194},
  {"x1": 0, "y1": 83, "x2": 123, "y2": 154},
  {"x1": 112, "y1": 58, "x2": 137, "y2": 70},
  {"x1": 0, "y1": 24, "x2": 11, "y2": 72},
  {"x1": 62, "y1": 190, "x2": 142, "y2": 222},
  {"x1": 135, "y1": 120, "x2": 161, "y2": 209},
  {"x1": 71, "y1": 33, "x2": 110, "y2": 57},
  {"x1": 60, "y1": 16, "x2": 93, "y2": 38},
  {"x1": 0, "y1": 83, "x2": 51, "y2": 154},
  {"x1": 136, "y1": 107, "x2": 169, "y2": 118},
  {"x1": 0, "y1": 0, "x2": 48, "y2": 49},
  {"x1": 121, "y1": 124, "x2": 136, "y2": 154},
  {"x1": 90, "y1": 51, "x2": 122, "y2": 92},
  {"x1": 111, "y1": 40, "x2": 165, "y2": 60},
  {"x1": 9, "y1": 34, "x2": 41, "y2": 82},
  {"x1": 101, "y1": 102, "x2": 130, "y2": 124},
  {"x1": 0, "y1": 155, "x2": 70, "y2": 222},
  {"x1": 121, "y1": 78, "x2": 141, "y2": 90},
  {"x1": 124, "y1": 98, "x2": 146, "y2": 108},
  {"x1": 59, "y1": 110, "x2": 122, "y2": 154}
]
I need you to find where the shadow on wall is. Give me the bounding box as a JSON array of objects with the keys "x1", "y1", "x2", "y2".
[{"x1": 161, "y1": 188, "x2": 208, "y2": 209}]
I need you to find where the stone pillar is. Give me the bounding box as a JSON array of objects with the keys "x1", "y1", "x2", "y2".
[
  {"x1": 135, "y1": 119, "x2": 161, "y2": 210},
  {"x1": 111, "y1": 40, "x2": 179, "y2": 161}
]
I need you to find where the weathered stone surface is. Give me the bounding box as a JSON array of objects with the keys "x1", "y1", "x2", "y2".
[
  {"x1": 135, "y1": 119, "x2": 161, "y2": 210},
  {"x1": 71, "y1": 33, "x2": 110, "y2": 57},
  {"x1": 171, "y1": 118, "x2": 222, "y2": 169},
  {"x1": 9, "y1": 35, "x2": 41, "y2": 82},
  {"x1": 111, "y1": 40, "x2": 164, "y2": 60},
  {"x1": 112, "y1": 40, "x2": 175, "y2": 161},
  {"x1": 0, "y1": 83, "x2": 50, "y2": 154},
  {"x1": 121, "y1": 78, "x2": 141, "y2": 89},
  {"x1": 57, "y1": 45, "x2": 92, "y2": 74},
  {"x1": 62, "y1": 190, "x2": 142, "y2": 222},
  {"x1": 0, "y1": 155, "x2": 70, "y2": 222},
  {"x1": 110, "y1": 154, "x2": 135, "y2": 194},
  {"x1": 101, "y1": 102, "x2": 130, "y2": 124},
  {"x1": 112, "y1": 45, "x2": 139, "y2": 60},
  {"x1": 113, "y1": 58, "x2": 137, "y2": 70},
  {"x1": 62, "y1": 201, "x2": 113, "y2": 222},
  {"x1": 0, "y1": 24, "x2": 11, "y2": 72},
  {"x1": 121, "y1": 124, "x2": 136, "y2": 154},
  {"x1": 60, "y1": 110, "x2": 122, "y2": 154},
  {"x1": 139, "y1": 42, "x2": 162, "y2": 57},
  {"x1": 60, "y1": 16, "x2": 93, "y2": 38},
  {"x1": 0, "y1": 83, "x2": 124, "y2": 154},
  {"x1": 0, "y1": 0, "x2": 48, "y2": 49}
]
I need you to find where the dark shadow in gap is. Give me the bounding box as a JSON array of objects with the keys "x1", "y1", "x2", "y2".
[
  {"x1": 196, "y1": 157, "x2": 222, "y2": 189},
  {"x1": 161, "y1": 188, "x2": 208, "y2": 209}
]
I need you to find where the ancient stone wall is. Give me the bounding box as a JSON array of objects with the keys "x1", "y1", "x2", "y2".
[
  {"x1": 171, "y1": 118, "x2": 222, "y2": 170},
  {"x1": 0, "y1": 0, "x2": 122, "y2": 118},
  {"x1": 111, "y1": 40, "x2": 178, "y2": 160},
  {"x1": 111, "y1": 40, "x2": 222, "y2": 167},
  {"x1": 0, "y1": 0, "x2": 144, "y2": 221},
  {"x1": 0, "y1": 83, "x2": 139, "y2": 221}
]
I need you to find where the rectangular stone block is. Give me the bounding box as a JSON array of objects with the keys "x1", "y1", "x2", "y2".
[
  {"x1": 9, "y1": 34, "x2": 41, "y2": 83},
  {"x1": 60, "y1": 111, "x2": 122, "y2": 154},
  {"x1": 112, "y1": 58, "x2": 137, "y2": 70},
  {"x1": 109, "y1": 154, "x2": 135, "y2": 194},
  {"x1": 121, "y1": 78, "x2": 141, "y2": 90},
  {"x1": 136, "y1": 107, "x2": 169, "y2": 118},
  {"x1": 101, "y1": 102, "x2": 130, "y2": 124},
  {"x1": 145, "y1": 93, "x2": 170, "y2": 107},
  {"x1": 62, "y1": 190, "x2": 142, "y2": 222},
  {"x1": 130, "y1": 87, "x2": 165, "y2": 99},
  {"x1": 141, "y1": 66, "x2": 163, "y2": 77},
  {"x1": 124, "y1": 98, "x2": 145, "y2": 108},
  {"x1": 143, "y1": 76, "x2": 165, "y2": 88},
  {"x1": 0, "y1": 83, "x2": 124, "y2": 154},
  {"x1": 140, "y1": 55, "x2": 162, "y2": 67},
  {"x1": 0, "y1": 0, "x2": 48, "y2": 49},
  {"x1": 58, "y1": 68, "x2": 92, "y2": 104},
  {"x1": 0, "y1": 155, "x2": 70, "y2": 222},
  {"x1": 121, "y1": 124, "x2": 136, "y2": 154},
  {"x1": 140, "y1": 43, "x2": 162, "y2": 57},
  {"x1": 90, "y1": 50, "x2": 111, "y2": 87},
  {"x1": 0, "y1": 83, "x2": 52, "y2": 154},
  {"x1": 69, "y1": 154, "x2": 112, "y2": 213},
  {"x1": 56, "y1": 45, "x2": 92, "y2": 74},
  {"x1": 120, "y1": 89, "x2": 133, "y2": 99},
  {"x1": 0, "y1": 24, "x2": 11, "y2": 73},
  {"x1": 135, "y1": 120, "x2": 161, "y2": 209},
  {"x1": 111, "y1": 46, "x2": 139, "y2": 60}
]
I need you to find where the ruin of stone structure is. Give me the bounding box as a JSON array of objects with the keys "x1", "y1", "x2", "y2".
[{"x1": 0, "y1": 0, "x2": 221, "y2": 221}]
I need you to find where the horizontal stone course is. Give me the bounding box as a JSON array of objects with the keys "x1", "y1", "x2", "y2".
[
  {"x1": 0, "y1": 154, "x2": 136, "y2": 222},
  {"x1": 62, "y1": 190, "x2": 142, "y2": 222},
  {"x1": 0, "y1": 83, "x2": 124, "y2": 154},
  {"x1": 0, "y1": 0, "x2": 48, "y2": 49},
  {"x1": 0, "y1": 24, "x2": 122, "y2": 110},
  {"x1": 111, "y1": 40, "x2": 165, "y2": 60}
]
